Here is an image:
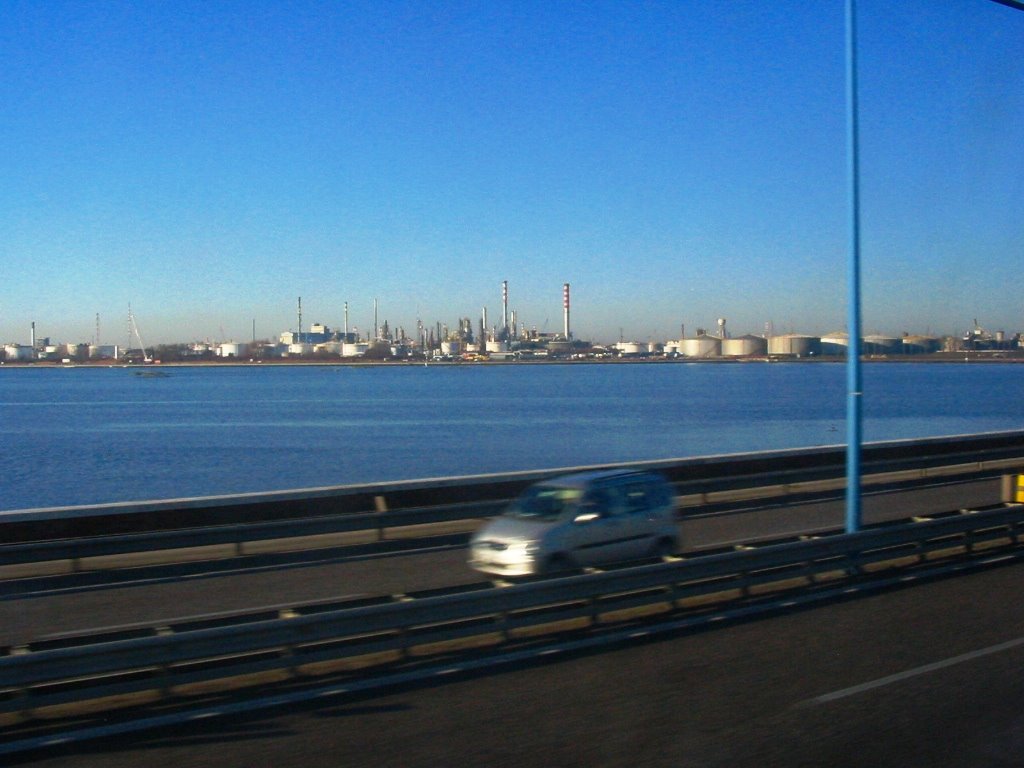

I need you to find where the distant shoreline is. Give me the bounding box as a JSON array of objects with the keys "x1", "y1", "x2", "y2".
[{"x1": 3, "y1": 352, "x2": 1024, "y2": 369}]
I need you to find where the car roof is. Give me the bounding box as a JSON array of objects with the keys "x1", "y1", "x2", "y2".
[{"x1": 539, "y1": 469, "x2": 655, "y2": 489}]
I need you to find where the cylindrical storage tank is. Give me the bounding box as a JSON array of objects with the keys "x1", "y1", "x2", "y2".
[
  {"x1": 486, "y1": 340, "x2": 508, "y2": 353},
  {"x1": 721, "y1": 334, "x2": 768, "y2": 357},
  {"x1": 648, "y1": 342, "x2": 663, "y2": 355},
  {"x1": 664, "y1": 341, "x2": 680, "y2": 356},
  {"x1": 315, "y1": 342, "x2": 342, "y2": 355},
  {"x1": 615, "y1": 341, "x2": 646, "y2": 356},
  {"x1": 342, "y1": 342, "x2": 369, "y2": 357},
  {"x1": 678, "y1": 336, "x2": 721, "y2": 358},
  {"x1": 440, "y1": 340, "x2": 462, "y2": 356},
  {"x1": 820, "y1": 332, "x2": 848, "y2": 356},
  {"x1": 4, "y1": 344, "x2": 33, "y2": 360},
  {"x1": 218, "y1": 342, "x2": 249, "y2": 358},
  {"x1": 547, "y1": 340, "x2": 572, "y2": 356},
  {"x1": 768, "y1": 334, "x2": 821, "y2": 357},
  {"x1": 287, "y1": 343, "x2": 313, "y2": 356},
  {"x1": 902, "y1": 335, "x2": 939, "y2": 354},
  {"x1": 89, "y1": 345, "x2": 117, "y2": 359},
  {"x1": 863, "y1": 335, "x2": 900, "y2": 355}
]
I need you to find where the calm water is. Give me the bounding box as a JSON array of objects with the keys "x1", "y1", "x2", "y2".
[{"x1": 1, "y1": 362, "x2": 1022, "y2": 512}]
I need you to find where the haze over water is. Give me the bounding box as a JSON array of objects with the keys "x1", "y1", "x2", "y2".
[{"x1": 1, "y1": 362, "x2": 1022, "y2": 512}]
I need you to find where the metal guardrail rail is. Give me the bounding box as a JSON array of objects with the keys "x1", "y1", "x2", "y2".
[
  {"x1": 3, "y1": 431, "x2": 1024, "y2": 544},
  {"x1": 3, "y1": 503, "x2": 1024, "y2": 729},
  {"x1": 0, "y1": 450, "x2": 1019, "y2": 577}
]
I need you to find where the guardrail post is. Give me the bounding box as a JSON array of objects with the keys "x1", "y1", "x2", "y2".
[{"x1": 374, "y1": 495, "x2": 388, "y2": 542}]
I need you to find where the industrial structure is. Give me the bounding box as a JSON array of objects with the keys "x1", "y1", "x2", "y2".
[{"x1": 2, "y1": 288, "x2": 1021, "y2": 363}]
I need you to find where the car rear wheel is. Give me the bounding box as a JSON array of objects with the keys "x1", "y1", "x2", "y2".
[{"x1": 650, "y1": 537, "x2": 676, "y2": 560}]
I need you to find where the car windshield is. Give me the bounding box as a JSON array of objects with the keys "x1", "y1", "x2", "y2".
[{"x1": 506, "y1": 486, "x2": 582, "y2": 521}]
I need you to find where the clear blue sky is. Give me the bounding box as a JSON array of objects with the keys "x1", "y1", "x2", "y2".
[{"x1": 2, "y1": 0, "x2": 1022, "y2": 346}]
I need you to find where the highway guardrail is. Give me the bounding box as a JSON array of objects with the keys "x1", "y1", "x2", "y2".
[
  {"x1": 3, "y1": 502, "x2": 1024, "y2": 728},
  {"x1": 3, "y1": 431, "x2": 1024, "y2": 544}
]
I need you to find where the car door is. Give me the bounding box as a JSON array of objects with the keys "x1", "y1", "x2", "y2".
[
  {"x1": 566, "y1": 485, "x2": 630, "y2": 566},
  {"x1": 619, "y1": 481, "x2": 660, "y2": 558}
]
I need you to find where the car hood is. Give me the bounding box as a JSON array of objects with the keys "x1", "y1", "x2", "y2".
[{"x1": 473, "y1": 515, "x2": 557, "y2": 543}]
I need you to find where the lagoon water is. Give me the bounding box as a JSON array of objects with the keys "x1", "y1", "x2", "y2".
[{"x1": 1, "y1": 361, "x2": 1022, "y2": 512}]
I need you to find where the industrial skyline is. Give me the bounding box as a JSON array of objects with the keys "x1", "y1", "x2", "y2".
[
  {"x1": 4, "y1": 277, "x2": 1019, "y2": 359},
  {"x1": 2, "y1": 2, "x2": 1023, "y2": 346}
]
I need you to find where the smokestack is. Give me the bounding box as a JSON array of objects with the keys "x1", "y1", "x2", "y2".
[
  {"x1": 297, "y1": 297, "x2": 303, "y2": 343},
  {"x1": 481, "y1": 307, "x2": 488, "y2": 345},
  {"x1": 31, "y1": 322, "x2": 36, "y2": 349},
  {"x1": 563, "y1": 283, "x2": 571, "y2": 340},
  {"x1": 502, "y1": 280, "x2": 508, "y2": 340},
  {"x1": 374, "y1": 298, "x2": 379, "y2": 341},
  {"x1": 344, "y1": 302, "x2": 349, "y2": 339}
]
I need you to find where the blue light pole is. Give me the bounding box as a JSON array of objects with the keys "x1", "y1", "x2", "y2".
[
  {"x1": 845, "y1": 0, "x2": 862, "y2": 534},
  {"x1": 844, "y1": 0, "x2": 1021, "y2": 535}
]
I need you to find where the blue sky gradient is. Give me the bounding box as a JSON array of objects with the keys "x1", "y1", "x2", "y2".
[{"x1": 2, "y1": 0, "x2": 1022, "y2": 345}]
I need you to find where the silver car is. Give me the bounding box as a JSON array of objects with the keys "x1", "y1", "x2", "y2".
[{"x1": 468, "y1": 469, "x2": 679, "y2": 577}]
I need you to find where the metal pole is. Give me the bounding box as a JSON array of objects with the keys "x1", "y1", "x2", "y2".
[{"x1": 845, "y1": 0, "x2": 863, "y2": 533}]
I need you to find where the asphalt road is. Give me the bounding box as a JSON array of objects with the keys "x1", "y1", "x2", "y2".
[
  {"x1": 14, "y1": 555, "x2": 1024, "y2": 767},
  {"x1": 0, "y1": 477, "x2": 1001, "y2": 646}
]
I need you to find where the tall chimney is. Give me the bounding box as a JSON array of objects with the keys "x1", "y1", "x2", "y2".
[
  {"x1": 563, "y1": 283, "x2": 571, "y2": 340},
  {"x1": 502, "y1": 280, "x2": 509, "y2": 341},
  {"x1": 297, "y1": 297, "x2": 303, "y2": 343},
  {"x1": 31, "y1": 321, "x2": 36, "y2": 349}
]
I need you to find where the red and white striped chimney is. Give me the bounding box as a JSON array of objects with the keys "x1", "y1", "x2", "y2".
[{"x1": 563, "y1": 283, "x2": 571, "y2": 340}]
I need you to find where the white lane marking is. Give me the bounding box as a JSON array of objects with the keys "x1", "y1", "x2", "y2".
[{"x1": 812, "y1": 636, "x2": 1024, "y2": 704}]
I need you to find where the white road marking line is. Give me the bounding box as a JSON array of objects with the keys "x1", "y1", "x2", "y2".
[{"x1": 812, "y1": 636, "x2": 1024, "y2": 704}]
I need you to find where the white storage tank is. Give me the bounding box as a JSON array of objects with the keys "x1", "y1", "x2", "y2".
[
  {"x1": 768, "y1": 334, "x2": 821, "y2": 357},
  {"x1": 217, "y1": 342, "x2": 249, "y2": 358},
  {"x1": 287, "y1": 343, "x2": 313, "y2": 356},
  {"x1": 4, "y1": 344, "x2": 34, "y2": 361},
  {"x1": 664, "y1": 341, "x2": 680, "y2": 356},
  {"x1": 820, "y1": 332, "x2": 849, "y2": 356},
  {"x1": 342, "y1": 342, "x2": 369, "y2": 357},
  {"x1": 615, "y1": 341, "x2": 646, "y2": 356},
  {"x1": 678, "y1": 335, "x2": 721, "y2": 358},
  {"x1": 440, "y1": 340, "x2": 462, "y2": 356},
  {"x1": 721, "y1": 335, "x2": 768, "y2": 357},
  {"x1": 486, "y1": 340, "x2": 509, "y2": 353},
  {"x1": 863, "y1": 335, "x2": 900, "y2": 355},
  {"x1": 314, "y1": 342, "x2": 342, "y2": 355}
]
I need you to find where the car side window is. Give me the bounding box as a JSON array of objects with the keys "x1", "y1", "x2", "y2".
[
  {"x1": 622, "y1": 483, "x2": 651, "y2": 514},
  {"x1": 582, "y1": 487, "x2": 624, "y2": 518}
]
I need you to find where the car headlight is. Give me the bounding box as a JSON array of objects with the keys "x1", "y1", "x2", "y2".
[{"x1": 509, "y1": 541, "x2": 540, "y2": 559}]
